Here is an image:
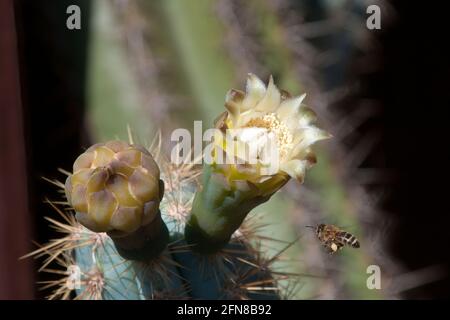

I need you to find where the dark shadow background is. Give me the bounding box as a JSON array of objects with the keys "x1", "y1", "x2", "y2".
[
  {"x1": 9, "y1": 0, "x2": 91, "y2": 299},
  {"x1": 329, "y1": 0, "x2": 450, "y2": 298},
  {"x1": 373, "y1": 0, "x2": 450, "y2": 298}
]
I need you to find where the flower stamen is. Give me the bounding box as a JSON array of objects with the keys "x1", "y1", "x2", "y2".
[{"x1": 244, "y1": 113, "x2": 293, "y2": 160}]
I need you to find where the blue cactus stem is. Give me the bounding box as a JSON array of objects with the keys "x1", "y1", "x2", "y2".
[
  {"x1": 75, "y1": 238, "x2": 143, "y2": 299},
  {"x1": 75, "y1": 234, "x2": 187, "y2": 299}
]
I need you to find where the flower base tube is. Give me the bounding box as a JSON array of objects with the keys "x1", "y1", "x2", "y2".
[{"x1": 185, "y1": 164, "x2": 288, "y2": 254}]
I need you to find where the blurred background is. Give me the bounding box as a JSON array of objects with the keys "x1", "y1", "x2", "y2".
[{"x1": 1, "y1": 0, "x2": 449, "y2": 299}]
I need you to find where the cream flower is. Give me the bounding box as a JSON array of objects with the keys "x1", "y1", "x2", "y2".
[{"x1": 212, "y1": 74, "x2": 331, "y2": 186}]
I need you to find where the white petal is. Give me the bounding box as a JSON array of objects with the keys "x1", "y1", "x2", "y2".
[
  {"x1": 225, "y1": 92, "x2": 240, "y2": 116},
  {"x1": 294, "y1": 127, "x2": 332, "y2": 152},
  {"x1": 284, "y1": 117, "x2": 301, "y2": 131},
  {"x1": 288, "y1": 147, "x2": 317, "y2": 167},
  {"x1": 225, "y1": 89, "x2": 244, "y2": 126},
  {"x1": 283, "y1": 107, "x2": 317, "y2": 131},
  {"x1": 277, "y1": 94, "x2": 306, "y2": 121},
  {"x1": 237, "y1": 110, "x2": 265, "y2": 127},
  {"x1": 242, "y1": 73, "x2": 266, "y2": 110},
  {"x1": 255, "y1": 76, "x2": 281, "y2": 112},
  {"x1": 298, "y1": 106, "x2": 317, "y2": 127},
  {"x1": 280, "y1": 159, "x2": 307, "y2": 182}
]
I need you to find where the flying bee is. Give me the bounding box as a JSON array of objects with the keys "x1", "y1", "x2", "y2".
[{"x1": 306, "y1": 224, "x2": 360, "y2": 254}]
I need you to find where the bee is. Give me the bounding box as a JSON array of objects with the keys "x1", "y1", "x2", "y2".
[{"x1": 307, "y1": 224, "x2": 360, "y2": 254}]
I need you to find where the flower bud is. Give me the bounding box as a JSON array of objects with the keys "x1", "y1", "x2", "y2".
[{"x1": 65, "y1": 140, "x2": 162, "y2": 236}]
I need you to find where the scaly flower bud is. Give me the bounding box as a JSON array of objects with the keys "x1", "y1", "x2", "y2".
[{"x1": 65, "y1": 140, "x2": 168, "y2": 260}]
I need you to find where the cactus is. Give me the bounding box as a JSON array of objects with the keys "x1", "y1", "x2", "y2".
[{"x1": 25, "y1": 75, "x2": 329, "y2": 300}]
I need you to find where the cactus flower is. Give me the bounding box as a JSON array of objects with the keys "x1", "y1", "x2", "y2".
[
  {"x1": 185, "y1": 74, "x2": 331, "y2": 253},
  {"x1": 213, "y1": 74, "x2": 330, "y2": 188}
]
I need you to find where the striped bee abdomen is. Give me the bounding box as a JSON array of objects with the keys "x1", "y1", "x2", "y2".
[{"x1": 338, "y1": 232, "x2": 360, "y2": 248}]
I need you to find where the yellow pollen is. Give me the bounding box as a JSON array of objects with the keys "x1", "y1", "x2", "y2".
[{"x1": 245, "y1": 113, "x2": 293, "y2": 159}]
